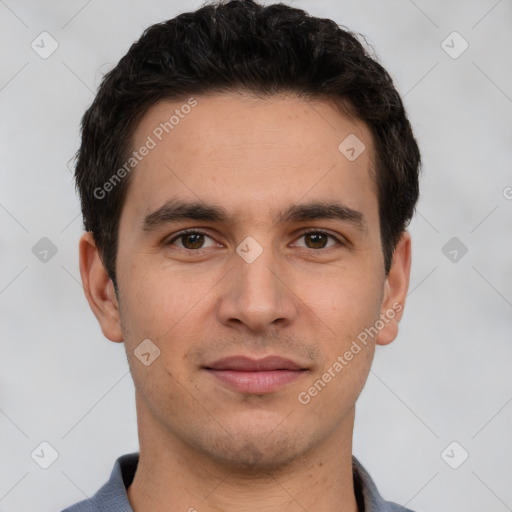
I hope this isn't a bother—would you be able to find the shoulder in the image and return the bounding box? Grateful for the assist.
[352,455,417,512]
[61,500,97,512]
[60,453,139,512]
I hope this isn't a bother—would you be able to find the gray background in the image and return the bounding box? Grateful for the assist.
[1,0,511,511]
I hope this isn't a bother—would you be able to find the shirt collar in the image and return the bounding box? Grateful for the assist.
[67,452,412,512]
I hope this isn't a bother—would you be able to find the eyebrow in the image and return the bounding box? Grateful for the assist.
[142,198,367,232]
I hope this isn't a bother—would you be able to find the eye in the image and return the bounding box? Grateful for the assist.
[293,230,341,249]
[167,230,219,250]
[166,229,343,251]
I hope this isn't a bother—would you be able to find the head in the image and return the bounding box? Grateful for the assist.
[77,0,420,470]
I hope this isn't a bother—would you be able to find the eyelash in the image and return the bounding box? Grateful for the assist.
[166,228,344,251]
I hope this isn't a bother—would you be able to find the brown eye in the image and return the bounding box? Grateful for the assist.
[304,232,329,249]
[168,230,217,250]
[294,230,340,250]
[180,233,205,249]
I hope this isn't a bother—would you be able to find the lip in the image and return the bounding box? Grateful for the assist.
[204,356,308,394]
[206,355,305,371]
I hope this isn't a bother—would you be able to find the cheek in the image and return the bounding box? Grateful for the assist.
[301,263,383,330]
[297,277,380,413]
[299,265,383,401]
[298,343,374,425]
[117,258,216,341]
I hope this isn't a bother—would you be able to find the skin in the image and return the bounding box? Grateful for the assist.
[79,92,411,512]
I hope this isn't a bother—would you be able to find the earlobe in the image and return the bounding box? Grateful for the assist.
[376,231,412,346]
[79,232,124,343]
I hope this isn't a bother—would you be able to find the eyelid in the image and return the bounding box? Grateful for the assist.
[291,228,345,248]
[166,227,346,250]
[166,228,220,249]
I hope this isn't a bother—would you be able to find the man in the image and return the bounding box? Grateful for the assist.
[63,0,420,510]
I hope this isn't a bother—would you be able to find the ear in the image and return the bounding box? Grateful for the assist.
[79,232,123,343]
[376,231,412,346]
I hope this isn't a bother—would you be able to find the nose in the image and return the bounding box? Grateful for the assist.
[217,245,298,333]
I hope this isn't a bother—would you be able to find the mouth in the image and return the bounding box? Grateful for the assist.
[203,355,308,394]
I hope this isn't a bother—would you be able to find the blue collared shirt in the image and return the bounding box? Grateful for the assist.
[61,452,415,511]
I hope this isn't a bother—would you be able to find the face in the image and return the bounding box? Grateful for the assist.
[81,92,410,470]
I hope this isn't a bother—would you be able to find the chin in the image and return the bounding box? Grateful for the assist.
[193,422,314,473]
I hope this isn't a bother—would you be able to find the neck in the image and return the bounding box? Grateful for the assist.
[127,403,359,512]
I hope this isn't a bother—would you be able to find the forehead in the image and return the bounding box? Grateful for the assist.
[123,92,377,224]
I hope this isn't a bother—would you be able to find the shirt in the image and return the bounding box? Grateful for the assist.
[61,452,415,512]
